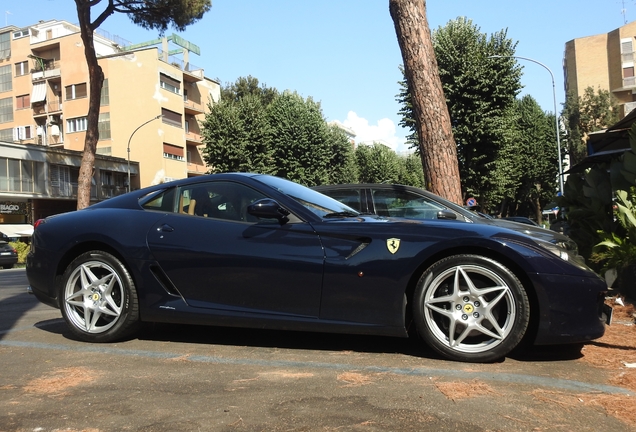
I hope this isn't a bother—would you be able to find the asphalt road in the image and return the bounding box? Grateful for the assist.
[0,268,633,432]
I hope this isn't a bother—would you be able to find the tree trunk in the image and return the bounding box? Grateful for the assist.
[534,196,543,225]
[75,0,104,210]
[389,0,462,205]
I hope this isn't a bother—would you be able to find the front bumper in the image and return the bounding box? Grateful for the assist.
[532,272,608,345]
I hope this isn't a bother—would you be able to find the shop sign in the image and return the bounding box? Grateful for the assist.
[0,202,28,215]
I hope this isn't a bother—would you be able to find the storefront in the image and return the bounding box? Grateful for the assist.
[0,200,33,240]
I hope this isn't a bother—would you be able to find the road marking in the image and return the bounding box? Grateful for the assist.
[0,338,632,396]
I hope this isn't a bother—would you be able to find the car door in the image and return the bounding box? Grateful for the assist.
[146,180,325,317]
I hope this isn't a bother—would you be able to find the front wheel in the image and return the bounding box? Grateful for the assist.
[59,250,139,342]
[413,254,530,363]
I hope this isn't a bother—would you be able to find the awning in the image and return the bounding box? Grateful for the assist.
[0,224,34,238]
[31,82,47,103]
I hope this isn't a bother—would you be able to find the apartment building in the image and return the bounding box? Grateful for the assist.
[0,19,220,236]
[564,20,636,117]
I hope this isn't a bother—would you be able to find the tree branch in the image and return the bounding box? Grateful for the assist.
[91,0,116,30]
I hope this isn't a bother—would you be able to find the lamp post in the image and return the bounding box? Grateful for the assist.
[489,55,565,196]
[127,114,162,192]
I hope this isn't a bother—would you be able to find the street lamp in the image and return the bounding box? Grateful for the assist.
[127,114,162,192]
[488,55,565,196]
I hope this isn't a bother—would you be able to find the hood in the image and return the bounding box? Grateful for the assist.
[486,219,578,253]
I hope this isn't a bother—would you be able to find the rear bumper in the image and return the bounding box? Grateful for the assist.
[27,284,59,309]
[0,256,18,266]
[26,249,60,309]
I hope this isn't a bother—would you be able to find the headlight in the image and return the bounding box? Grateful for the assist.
[538,240,569,261]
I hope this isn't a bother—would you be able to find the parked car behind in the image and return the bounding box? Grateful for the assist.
[313,183,580,258]
[501,216,539,226]
[0,240,18,269]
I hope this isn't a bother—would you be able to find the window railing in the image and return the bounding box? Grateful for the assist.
[31,59,61,73]
[0,175,45,193]
[51,182,97,199]
[100,185,127,199]
[185,131,202,143]
[184,100,204,112]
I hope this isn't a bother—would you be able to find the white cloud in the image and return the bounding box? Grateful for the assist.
[338,111,408,153]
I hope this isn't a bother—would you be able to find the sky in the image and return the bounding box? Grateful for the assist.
[2,1,634,153]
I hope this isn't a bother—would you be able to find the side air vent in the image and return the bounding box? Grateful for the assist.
[149,265,183,298]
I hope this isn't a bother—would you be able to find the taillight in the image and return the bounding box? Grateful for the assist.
[33,219,46,229]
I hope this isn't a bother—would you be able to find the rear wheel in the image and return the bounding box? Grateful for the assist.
[59,251,139,342]
[413,254,530,362]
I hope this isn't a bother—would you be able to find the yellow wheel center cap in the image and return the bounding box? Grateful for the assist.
[463,304,474,314]
[92,293,100,302]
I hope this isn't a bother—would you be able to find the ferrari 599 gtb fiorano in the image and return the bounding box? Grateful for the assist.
[27,173,610,362]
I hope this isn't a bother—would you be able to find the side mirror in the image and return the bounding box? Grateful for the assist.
[247,198,290,223]
[437,209,457,220]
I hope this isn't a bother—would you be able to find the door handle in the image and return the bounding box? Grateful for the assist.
[158,224,174,232]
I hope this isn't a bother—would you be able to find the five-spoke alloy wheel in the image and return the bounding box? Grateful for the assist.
[60,250,139,342]
[413,254,530,362]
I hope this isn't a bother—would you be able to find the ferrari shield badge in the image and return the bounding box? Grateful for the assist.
[386,238,401,254]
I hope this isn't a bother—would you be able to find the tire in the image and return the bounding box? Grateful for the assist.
[59,250,139,342]
[413,254,530,363]
[2,264,13,269]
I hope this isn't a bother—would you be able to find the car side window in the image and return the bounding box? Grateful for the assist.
[177,181,270,223]
[371,189,446,219]
[318,188,364,212]
[141,188,176,212]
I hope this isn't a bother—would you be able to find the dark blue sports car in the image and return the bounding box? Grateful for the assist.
[26,173,609,362]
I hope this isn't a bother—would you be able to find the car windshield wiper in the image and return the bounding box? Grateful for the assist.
[323,211,360,218]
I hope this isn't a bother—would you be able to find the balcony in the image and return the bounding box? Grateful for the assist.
[32,101,62,117]
[31,59,61,82]
[185,131,203,145]
[51,182,97,199]
[187,162,208,176]
[100,185,128,199]
[184,100,205,115]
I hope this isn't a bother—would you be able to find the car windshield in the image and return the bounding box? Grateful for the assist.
[254,174,360,218]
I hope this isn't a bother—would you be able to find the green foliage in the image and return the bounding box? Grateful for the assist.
[202,78,357,186]
[354,143,422,186]
[108,0,212,33]
[220,75,278,106]
[557,167,615,266]
[590,188,636,274]
[355,143,402,183]
[396,18,566,216]
[201,93,274,174]
[562,87,619,166]
[9,241,28,264]
[558,122,636,268]
[399,153,425,187]
[325,125,359,184]
[267,92,335,186]
[395,65,418,151]
[502,96,560,221]
[429,18,521,210]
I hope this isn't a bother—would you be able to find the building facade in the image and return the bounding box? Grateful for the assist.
[0,140,139,237]
[0,20,220,236]
[564,21,636,117]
